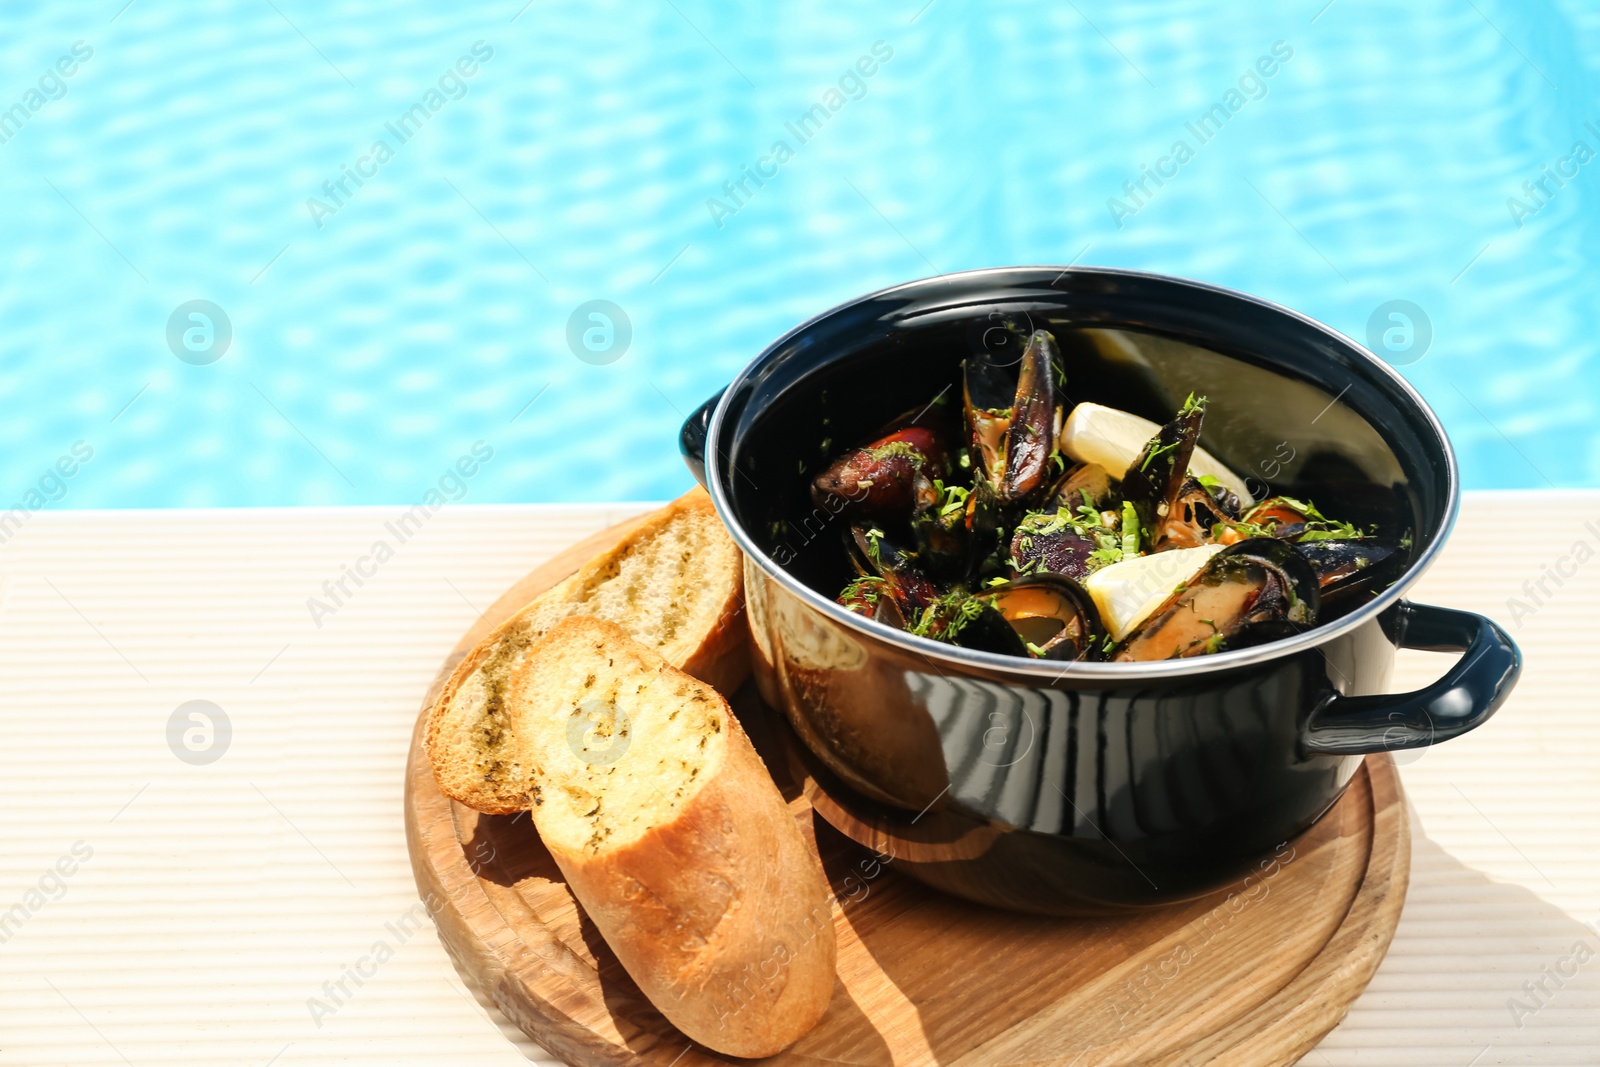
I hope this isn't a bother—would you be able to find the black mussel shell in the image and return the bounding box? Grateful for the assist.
[986,574,1106,661]
[1121,399,1205,550]
[1044,461,1115,511]
[910,505,971,582]
[1295,538,1408,618]
[846,526,941,615]
[964,355,1015,482]
[948,600,1032,658]
[1219,536,1323,613]
[962,479,1014,581]
[963,329,1061,506]
[837,576,909,631]
[999,331,1060,503]
[1116,537,1320,661]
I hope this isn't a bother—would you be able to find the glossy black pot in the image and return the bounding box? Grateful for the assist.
[680,267,1520,915]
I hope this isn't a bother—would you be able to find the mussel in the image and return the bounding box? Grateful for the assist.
[1236,495,1314,540]
[843,525,941,619]
[1115,537,1320,661]
[910,496,971,580]
[1043,461,1115,511]
[1119,395,1206,552]
[811,427,945,521]
[1159,475,1243,550]
[984,574,1106,660]
[910,574,1105,661]
[962,329,1064,574]
[838,576,906,627]
[1008,508,1110,581]
[1294,538,1408,619]
[940,597,1032,657]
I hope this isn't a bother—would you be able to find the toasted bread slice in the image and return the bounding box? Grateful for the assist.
[426,488,747,814]
[510,617,836,1057]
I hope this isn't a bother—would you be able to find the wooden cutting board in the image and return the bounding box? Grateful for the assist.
[404,515,1410,1067]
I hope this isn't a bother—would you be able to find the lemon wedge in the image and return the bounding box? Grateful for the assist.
[1085,544,1226,641]
[1060,403,1254,504]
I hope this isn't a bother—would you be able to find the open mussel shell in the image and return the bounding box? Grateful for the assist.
[962,479,1014,581]
[1153,475,1240,551]
[1114,537,1320,662]
[910,505,971,582]
[1242,496,1313,529]
[837,576,901,625]
[949,600,1032,658]
[986,574,1106,661]
[1120,400,1205,551]
[963,353,1015,482]
[846,526,942,616]
[963,329,1062,505]
[1044,461,1115,511]
[1220,536,1323,609]
[999,330,1060,502]
[1295,538,1408,618]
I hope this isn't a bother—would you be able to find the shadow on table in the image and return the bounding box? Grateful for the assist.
[1321,812,1600,1061]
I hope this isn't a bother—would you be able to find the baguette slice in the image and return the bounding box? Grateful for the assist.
[512,617,836,1057]
[426,488,747,814]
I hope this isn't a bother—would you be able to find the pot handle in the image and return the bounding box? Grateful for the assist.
[678,386,726,489]
[1302,602,1521,756]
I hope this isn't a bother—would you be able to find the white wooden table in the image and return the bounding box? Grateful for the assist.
[0,493,1594,1066]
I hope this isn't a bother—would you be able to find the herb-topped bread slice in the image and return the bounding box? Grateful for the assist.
[508,616,836,1057]
[425,488,747,814]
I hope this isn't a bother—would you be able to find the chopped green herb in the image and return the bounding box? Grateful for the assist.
[934,481,971,521]
[1140,439,1179,472]
[862,527,885,567]
[864,440,925,466]
[839,576,886,611]
[1121,500,1141,557]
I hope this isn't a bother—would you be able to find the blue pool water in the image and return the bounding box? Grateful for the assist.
[2,0,1598,508]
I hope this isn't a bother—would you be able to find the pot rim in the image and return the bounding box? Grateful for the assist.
[704,265,1460,681]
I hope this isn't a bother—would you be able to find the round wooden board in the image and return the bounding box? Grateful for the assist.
[404,514,1411,1067]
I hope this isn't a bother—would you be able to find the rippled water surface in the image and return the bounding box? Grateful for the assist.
[1,0,1597,507]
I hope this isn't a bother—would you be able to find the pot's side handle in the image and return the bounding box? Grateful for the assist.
[1302,602,1522,756]
[678,386,727,489]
